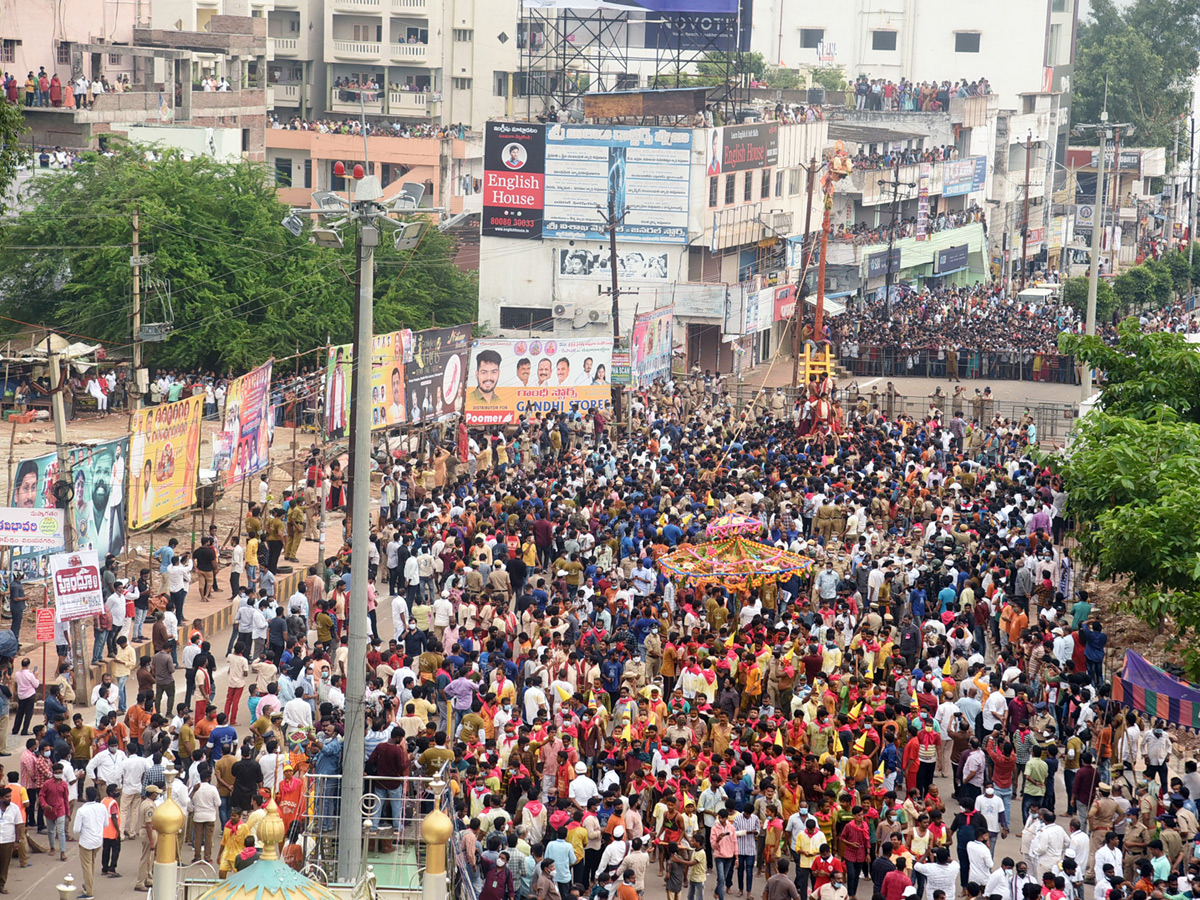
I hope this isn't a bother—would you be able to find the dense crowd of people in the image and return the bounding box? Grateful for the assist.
[852,77,994,112]
[850,145,962,172]
[4,352,1200,900]
[833,208,985,245]
[268,115,466,140]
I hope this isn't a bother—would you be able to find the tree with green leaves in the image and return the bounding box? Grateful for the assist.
[1060,275,1118,322]
[808,67,848,92]
[0,102,28,212]
[1073,0,1199,147]
[0,142,477,371]
[1060,318,1200,423]
[1057,407,1200,673]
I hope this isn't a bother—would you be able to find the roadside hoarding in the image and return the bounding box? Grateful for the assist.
[543,124,691,243]
[464,338,613,425]
[866,248,902,279]
[936,244,970,274]
[482,122,546,239]
[631,308,673,389]
[942,156,987,197]
[404,325,473,424]
[324,332,407,439]
[50,549,105,621]
[129,395,204,530]
[221,359,274,489]
[0,508,64,549]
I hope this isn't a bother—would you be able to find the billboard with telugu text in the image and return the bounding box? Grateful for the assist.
[129,395,204,530]
[464,338,613,425]
[942,156,987,197]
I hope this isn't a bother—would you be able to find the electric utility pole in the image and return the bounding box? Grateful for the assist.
[879,156,915,317]
[792,156,819,389]
[1021,132,1033,290]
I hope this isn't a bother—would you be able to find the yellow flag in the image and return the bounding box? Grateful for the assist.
[725,633,736,648]
[942,657,952,676]
[782,643,795,662]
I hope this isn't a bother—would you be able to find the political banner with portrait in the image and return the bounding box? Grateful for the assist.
[222,360,273,489]
[631,308,674,389]
[129,395,205,530]
[464,338,613,425]
[405,325,472,424]
[9,451,62,579]
[67,438,129,565]
[0,508,64,550]
[324,332,407,439]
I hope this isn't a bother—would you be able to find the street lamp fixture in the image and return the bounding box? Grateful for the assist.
[280,213,304,237]
[310,226,345,249]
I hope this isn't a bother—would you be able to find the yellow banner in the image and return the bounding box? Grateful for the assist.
[129,395,205,530]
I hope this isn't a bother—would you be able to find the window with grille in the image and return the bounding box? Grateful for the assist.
[57,42,71,65]
[871,30,897,51]
[724,173,735,204]
[109,52,123,65]
[453,29,473,41]
[1,40,17,64]
[709,176,718,208]
[452,77,472,90]
[761,168,771,199]
[789,168,801,196]
[743,171,752,202]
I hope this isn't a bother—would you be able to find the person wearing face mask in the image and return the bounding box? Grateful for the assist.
[535,857,562,900]
[792,818,821,900]
[39,761,70,861]
[480,849,515,900]
[812,866,847,900]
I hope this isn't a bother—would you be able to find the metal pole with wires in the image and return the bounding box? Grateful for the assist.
[281,159,430,885]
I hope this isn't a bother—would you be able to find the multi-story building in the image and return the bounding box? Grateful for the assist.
[318,0,519,125]
[4,3,269,159]
[757,0,1079,110]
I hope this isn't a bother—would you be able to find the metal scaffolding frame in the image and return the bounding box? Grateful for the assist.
[519,7,747,122]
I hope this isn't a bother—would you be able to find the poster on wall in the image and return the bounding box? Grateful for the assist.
[50,549,105,621]
[464,337,613,425]
[631,308,673,389]
[942,156,987,197]
[324,332,407,439]
[129,395,204,530]
[404,325,472,424]
[0,508,64,550]
[222,359,273,489]
[543,124,692,243]
[557,248,670,282]
[482,122,547,239]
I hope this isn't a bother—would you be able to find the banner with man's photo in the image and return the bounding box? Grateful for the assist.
[324,331,407,439]
[129,395,205,530]
[404,326,472,424]
[464,337,613,425]
[222,359,274,489]
[9,438,129,577]
[556,248,670,282]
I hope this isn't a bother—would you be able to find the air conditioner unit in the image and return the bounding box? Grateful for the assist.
[553,302,574,319]
[572,307,589,328]
[587,309,611,325]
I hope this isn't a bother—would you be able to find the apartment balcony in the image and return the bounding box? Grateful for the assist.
[391,0,428,13]
[272,36,299,56]
[269,82,307,108]
[332,0,382,11]
[389,90,431,116]
[274,0,300,8]
[332,39,384,60]
[331,95,385,115]
[390,42,427,63]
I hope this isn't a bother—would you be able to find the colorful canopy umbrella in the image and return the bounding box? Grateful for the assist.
[658,535,815,588]
[705,513,764,539]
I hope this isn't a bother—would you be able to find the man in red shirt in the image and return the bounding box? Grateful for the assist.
[811,842,846,893]
[881,859,914,900]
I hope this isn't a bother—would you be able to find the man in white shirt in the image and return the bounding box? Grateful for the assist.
[431,591,454,640]
[86,739,127,790]
[189,772,221,864]
[119,753,149,839]
[0,787,21,892]
[967,833,994,886]
[567,761,599,812]
[72,786,110,898]
[283,688,313,730]
[976,785,1008,842]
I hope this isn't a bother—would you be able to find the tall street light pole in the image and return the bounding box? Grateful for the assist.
[879,157,915,319]
[282,161,427,884]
